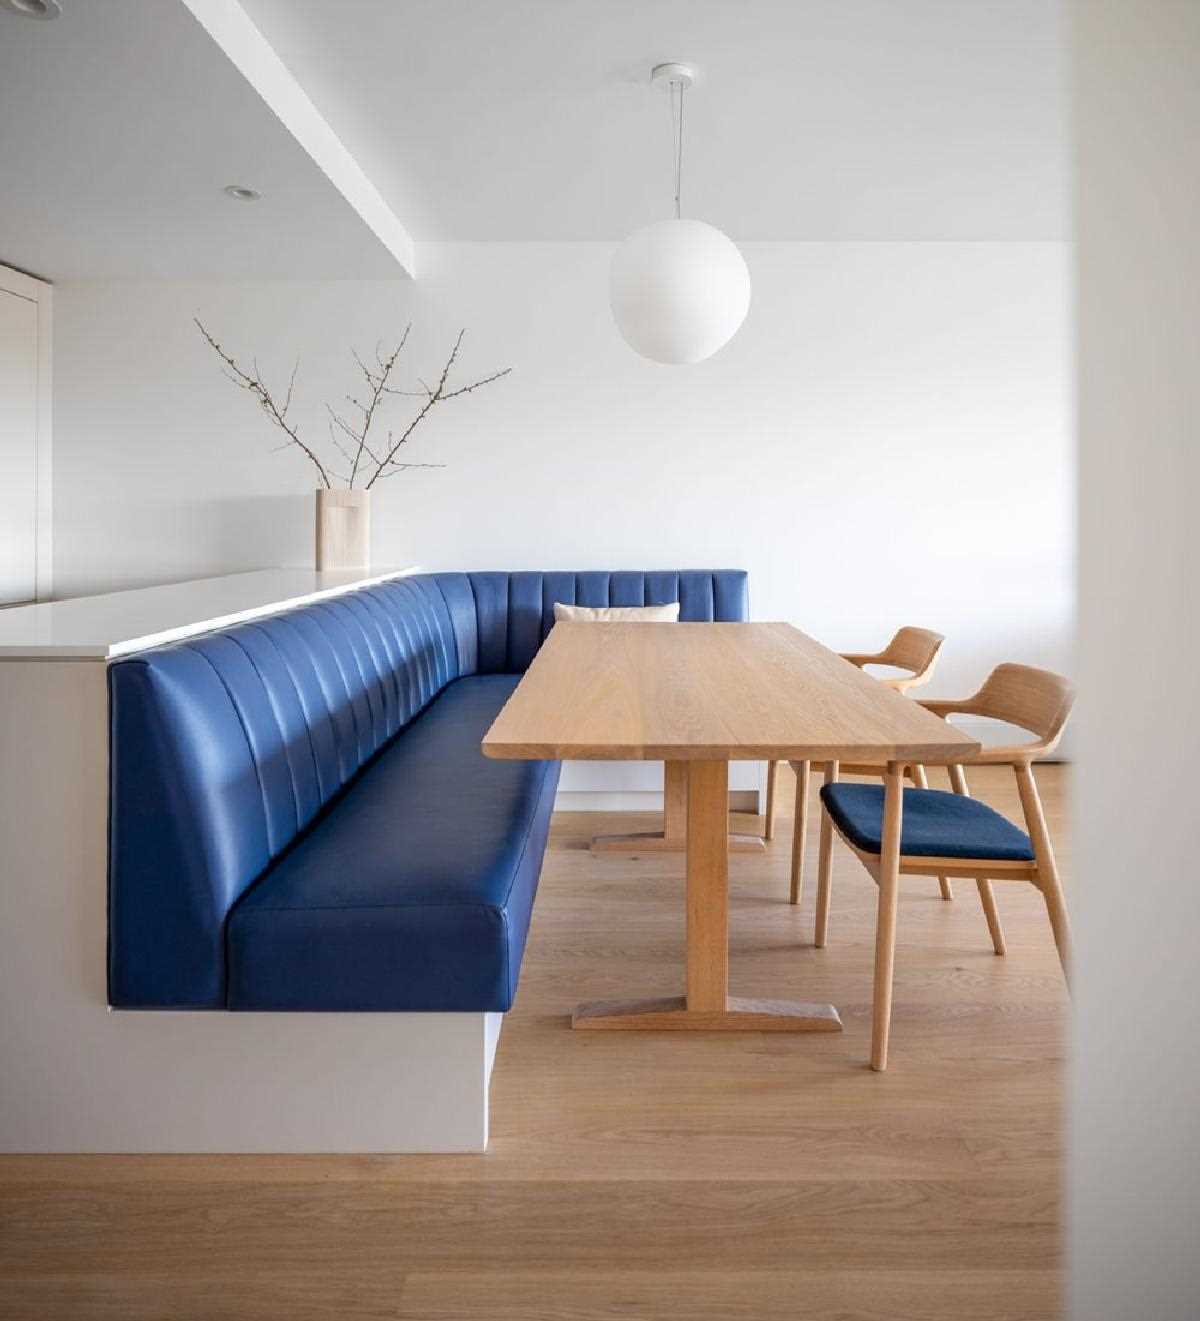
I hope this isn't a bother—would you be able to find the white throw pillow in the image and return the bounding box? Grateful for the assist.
[552,602,681,623]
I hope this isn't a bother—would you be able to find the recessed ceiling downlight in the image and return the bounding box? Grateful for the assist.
[0,0,63,17]
[223,185,261,202]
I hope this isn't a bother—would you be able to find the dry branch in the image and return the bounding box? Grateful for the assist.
[195,319,332,487]
[365,330,512,489]
[196,320,509,489]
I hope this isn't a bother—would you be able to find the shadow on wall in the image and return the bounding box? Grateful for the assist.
[207,493,316,573]
[53,493,316,600]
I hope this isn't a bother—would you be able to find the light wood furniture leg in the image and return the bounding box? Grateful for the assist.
[574,759,842,1032]
[686,760,730,1010]
[788,759,810,906]
[814,760,839,947]
[764,759,778,841]
[665,759,688,846]
[870,762,905,1071]
[974,880,1007,957]
[911,763,954,901]
[590,760,765,855]
[1016,762,1071,983]
[949,763,1007,956]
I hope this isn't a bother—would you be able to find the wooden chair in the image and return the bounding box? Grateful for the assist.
[764,627,946,905]
[812,662,1075,1070]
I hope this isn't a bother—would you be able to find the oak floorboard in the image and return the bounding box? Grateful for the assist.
[397,1268,1061,1321]
[0,765,1068,1321]
[0,1269,1060,1321]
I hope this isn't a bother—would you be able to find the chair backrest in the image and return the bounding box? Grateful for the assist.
[970,663,1076,752]
[879,627,944,686]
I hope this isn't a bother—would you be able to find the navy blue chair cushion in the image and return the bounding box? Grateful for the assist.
[226,675,558,1012]
[820,783,1035,862]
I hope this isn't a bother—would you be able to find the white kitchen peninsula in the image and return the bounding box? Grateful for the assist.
[0,568,421,658]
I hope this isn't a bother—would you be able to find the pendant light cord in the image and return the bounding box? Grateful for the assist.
[669,79,685,219]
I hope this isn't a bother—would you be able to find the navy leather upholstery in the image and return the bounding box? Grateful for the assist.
[463,570,748,673]
[227,676,557,1011]
[108,570,748,1010]
[820,783,1035,862]
[108,575,468,1008]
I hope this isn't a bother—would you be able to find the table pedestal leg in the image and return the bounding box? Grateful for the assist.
[590,760,766,855]
[574,760,842,1033]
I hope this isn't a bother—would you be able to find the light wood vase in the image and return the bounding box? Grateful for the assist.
[315,489,370,572]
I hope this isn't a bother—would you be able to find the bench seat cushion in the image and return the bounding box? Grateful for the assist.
[820,783,1035,862]
[226,674,559,1012]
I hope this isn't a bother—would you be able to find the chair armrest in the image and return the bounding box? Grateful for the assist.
[964,741,1055,766]
[918,699,1058,765]
[917,698,974,718]
[839,651,881,669]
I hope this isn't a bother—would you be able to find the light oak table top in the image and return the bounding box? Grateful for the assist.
[483,621,980,765]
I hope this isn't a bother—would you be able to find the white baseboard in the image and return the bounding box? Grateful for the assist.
[555,789,762,813]
[555,758,765,812]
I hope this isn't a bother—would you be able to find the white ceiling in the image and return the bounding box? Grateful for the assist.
[241,0,1068,242]
[0,0,1067,284]
[0,0,404,280]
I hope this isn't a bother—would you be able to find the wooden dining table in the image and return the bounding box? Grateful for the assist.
[482,621,980,1034]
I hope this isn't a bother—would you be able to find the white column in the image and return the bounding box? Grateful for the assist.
[1072,3,1200,1315]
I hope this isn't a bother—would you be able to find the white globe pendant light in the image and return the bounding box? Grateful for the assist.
[610,64,751,365]
[611,217,751,365]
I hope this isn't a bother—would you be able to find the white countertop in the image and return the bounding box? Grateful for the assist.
[0,568,419,660]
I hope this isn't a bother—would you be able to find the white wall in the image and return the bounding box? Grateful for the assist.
[52,241,1071,703]
[1071,3,1200,1317]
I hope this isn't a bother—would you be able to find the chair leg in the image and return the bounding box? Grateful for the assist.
[911,763,953,900]
[788,760,810,905]
[813,760,839,947]
[764,760,778,841]
[871,763,905,1072]
[1040,876,1072,986]
[975,879,1007,956]
[949,763,1007,954]
[1015,763,1072,984]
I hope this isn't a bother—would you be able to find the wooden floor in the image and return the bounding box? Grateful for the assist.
[0,764,1069,1321]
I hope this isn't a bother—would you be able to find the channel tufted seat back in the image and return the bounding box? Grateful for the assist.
[440,570,749,673]
[108,570,748,1007]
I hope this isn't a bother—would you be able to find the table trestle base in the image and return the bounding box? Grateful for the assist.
[572,995,843,1032]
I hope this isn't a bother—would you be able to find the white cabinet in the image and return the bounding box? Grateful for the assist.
[0,267,50,606]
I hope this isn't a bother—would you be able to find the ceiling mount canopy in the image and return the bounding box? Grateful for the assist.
[609,61,751,366]
[650,62,694,91]
[0,0,62,17]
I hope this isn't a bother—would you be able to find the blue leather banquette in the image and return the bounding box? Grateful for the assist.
[108,570,749,1013]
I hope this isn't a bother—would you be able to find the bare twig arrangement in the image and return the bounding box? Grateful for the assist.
[195,319,511,489]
